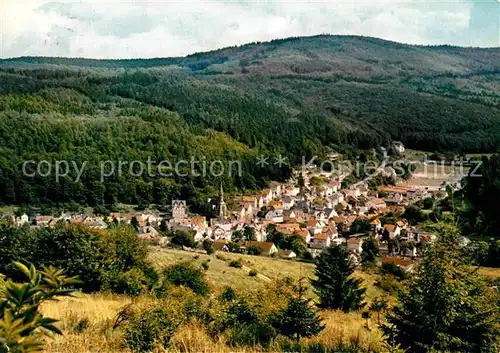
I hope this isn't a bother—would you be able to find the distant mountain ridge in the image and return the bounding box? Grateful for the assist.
[2,35,500,75]
[0,34,499,206]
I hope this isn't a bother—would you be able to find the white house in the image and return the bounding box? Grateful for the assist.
[346,238,363,254]
[16,213,30,226]
[383,224,401,239]
[265,210,283,223]
[309,233,331,249]
[278,250,297,259]
[307,218,326,235]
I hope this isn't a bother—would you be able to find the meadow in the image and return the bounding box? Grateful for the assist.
[40,248,388,353]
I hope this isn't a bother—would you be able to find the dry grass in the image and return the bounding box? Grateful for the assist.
[478,267,500,279]
[41,293,132,353]
[149,247,316,292]
[402,163,465,190]
[39,249,389,353]
[41,294,384,353]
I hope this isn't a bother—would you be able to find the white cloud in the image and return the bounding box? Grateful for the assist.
[0,0,498,58]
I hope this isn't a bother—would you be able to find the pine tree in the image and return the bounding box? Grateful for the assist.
[382,224,499,352]
[361,237,380,264]
[270,280,324,342]
[311,245,366,312]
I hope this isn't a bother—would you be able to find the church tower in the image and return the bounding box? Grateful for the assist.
[217,183,227,219]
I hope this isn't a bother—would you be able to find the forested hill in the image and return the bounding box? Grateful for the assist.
[0,35,499,208]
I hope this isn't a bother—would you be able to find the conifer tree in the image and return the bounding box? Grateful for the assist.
[270,279,324,342]
[311,245,366,312]
[382,224,499,352]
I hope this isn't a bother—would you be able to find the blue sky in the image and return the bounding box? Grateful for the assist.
[1,0,498,58]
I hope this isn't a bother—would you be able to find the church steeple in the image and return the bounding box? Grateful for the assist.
[218,183,227,219]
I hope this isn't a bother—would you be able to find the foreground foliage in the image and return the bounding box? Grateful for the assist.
[0,263,79,353]
[383,225,500,352]
[0,221,150,293]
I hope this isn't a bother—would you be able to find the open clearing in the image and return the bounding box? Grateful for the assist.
[403,163,465,190]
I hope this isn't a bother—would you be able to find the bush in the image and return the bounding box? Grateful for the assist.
[375,276,401,294]
[163,262,209,296]
[248,269,258,277]
[247,246,262,256]
[0,222,151,293]
[202,239,215,255]
[72,317,90,334]
[112,268,147,295]
[225,298,258,326]
[142,266,160,290]
[381,262,408,280]
[229,259,243,268]
[124,306,178,353]
[228,322,276,348]
[219,286,237,302]
[302,251,314,262]
[170,230,195,248]
[101,226,149,272]
[26,224,104,292]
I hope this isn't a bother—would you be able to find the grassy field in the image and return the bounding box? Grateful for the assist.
[402,163,465,190]
[478,267,500,279]
[40,248,388,353]
[41,293,384,353]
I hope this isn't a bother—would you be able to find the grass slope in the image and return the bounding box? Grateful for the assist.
[40,248,388,353]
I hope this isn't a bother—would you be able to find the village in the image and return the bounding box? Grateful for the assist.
[8,144,465,271]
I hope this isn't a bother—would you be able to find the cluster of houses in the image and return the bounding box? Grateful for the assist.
[161,166,441,260]
[11,211,162,233]
[9,155,448,265]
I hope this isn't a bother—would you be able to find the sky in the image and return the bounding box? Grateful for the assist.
[1,0,499,59]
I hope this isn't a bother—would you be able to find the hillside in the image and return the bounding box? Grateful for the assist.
[40,247,387,353]
[0,35,499,208]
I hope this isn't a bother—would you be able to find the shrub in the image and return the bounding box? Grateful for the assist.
[302,251,314,261]
[375,276,401,294]
[202,239,215,255]
[163,262,209,296]
[101,226,149,272]
[201,260,210,270]
[0,222,151,293]
[218,286,237,303]
[381,262,408,280]
[112,268,147,295]
[225,298,258,326]
[249,269,258,277]
[247,246,262,256]
[72,317,90,334]
[228,322,276,348]
[124,306,178,353]
[170,230,195,248]
[229,259,243,268]
[142,266,160,290]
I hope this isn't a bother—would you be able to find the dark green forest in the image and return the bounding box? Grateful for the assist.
[463,154,500,238]
[0,35,499,210]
